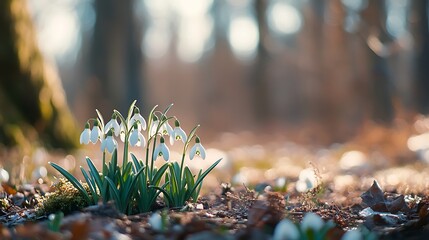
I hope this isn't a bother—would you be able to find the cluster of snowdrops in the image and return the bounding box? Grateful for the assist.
[50,101,221,214]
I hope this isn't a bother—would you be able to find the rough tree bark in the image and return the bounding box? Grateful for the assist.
[0,0,78,149]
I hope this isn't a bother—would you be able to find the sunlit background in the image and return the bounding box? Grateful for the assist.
[2,0,429,191]
[25,0,425,145]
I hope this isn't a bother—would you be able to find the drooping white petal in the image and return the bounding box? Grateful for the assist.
[100,138,106,151]
[80,128,91,144]
[175,127,187,143]
[273,218,300,240]
[0,168,10,183]
[198,143,206,159]
[104,118,120,136]
[148,212,163,231]
[341,230,362,240]
[160,121,173,136]
[129,128,146,147]
[161,144,170,160]
[190,143,206,160]
[90,126,101,144]
[119,122,127,142]
[130,113,147,131]
[129,129,139,146]
[101,136,117,153]
[153,143,170,161]
[150,120,160,137]
[190,144,197,160]
[300,212,324,232]
[138,133,146,147]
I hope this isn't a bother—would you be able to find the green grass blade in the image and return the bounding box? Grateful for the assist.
[148,185,173,208]
[152,163,168,186]
[86,157,103,191]
[105,176,123,212]
[81,168,98,203]
[122,167,144,206]
[188,159,221,198]
[130,153,143,173]
[49,162,91,204]
[183,167,195,201]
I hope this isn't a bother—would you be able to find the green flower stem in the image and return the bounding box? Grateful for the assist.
[150,135,158,181]
[145,144,150,183]
[122,136,129,170]
[179,152,186,188]
[178,125,199,188]
[102,151,106,175]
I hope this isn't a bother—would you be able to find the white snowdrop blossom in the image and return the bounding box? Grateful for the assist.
[0,168,9,183]
[150,116,160,137]
[295,168,318,192]
[300,212,324,232]
[130,107,147,131]
[120,121,127,142]
[104,114,120,136]
[79,122,91,144]
[341,230,363,240]
[170,120,187,145]
[129,125,146,147]
[160,117,173,136]
[190,137,206,160]
[90,121,102,144]
[273,218,300,240]
[153,137,170,161]
[101,130,118,153]
[148,212,163,231]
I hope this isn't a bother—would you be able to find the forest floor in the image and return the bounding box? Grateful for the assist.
[2,120,429,239]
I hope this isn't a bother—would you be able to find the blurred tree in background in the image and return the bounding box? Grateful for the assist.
[89,0,143,113]
[2,0,429,147]
[0,0,78,150]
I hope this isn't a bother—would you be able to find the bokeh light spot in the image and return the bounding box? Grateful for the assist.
[228,16,259,60]
[267,2,302,35]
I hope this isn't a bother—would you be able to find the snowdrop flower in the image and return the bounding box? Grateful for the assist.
[130,107,147,131]
[273,218,300,240]
[104,113,120,136]
[0,168,9,183]
[101,130,118,153]
[190,137,206,160]
[90,121,102,144]
[170,120,187,145]
[341,230,362,240]
[129,125,146,147]
[300,212,324,232]
[150,116,160,137]
[295,168,317,192]
[79,122,91,144]
[119,121,127,142]
[148,212,163,231]
[160,117,173,136]
[153,137,170,161]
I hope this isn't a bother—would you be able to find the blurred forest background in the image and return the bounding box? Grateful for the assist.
[2,0,429,150]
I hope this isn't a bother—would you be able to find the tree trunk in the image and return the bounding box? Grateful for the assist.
[413,0,429,114]
[362,0,395,124]
[0,0,78,149]
[251,0,271,124]
[89,0,143,114]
